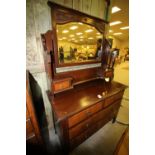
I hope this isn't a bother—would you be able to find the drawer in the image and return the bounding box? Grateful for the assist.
[68,102,103,128]
[69,103,113,139]
[52,78,73,94]
[104,91,124,108]
[70,131,87,149]
[26,119,34,138]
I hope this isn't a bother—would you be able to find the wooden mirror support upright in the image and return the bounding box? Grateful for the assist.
[41,1,126,154]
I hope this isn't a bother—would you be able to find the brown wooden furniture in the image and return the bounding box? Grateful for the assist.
[114,127,129,155]
[26,71,45,145]
[42,1,126,153]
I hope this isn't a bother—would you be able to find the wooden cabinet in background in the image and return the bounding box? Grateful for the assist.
[26,71,44,145]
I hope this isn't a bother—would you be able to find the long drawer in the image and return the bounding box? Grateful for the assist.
[104,91,124,108]
[68,102,103,128]
[69,99,121,140]
[70,115,111,150]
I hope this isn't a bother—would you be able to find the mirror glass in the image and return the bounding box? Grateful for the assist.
[56,22,103,64]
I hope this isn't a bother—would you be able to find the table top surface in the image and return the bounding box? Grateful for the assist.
[50,79,126,121]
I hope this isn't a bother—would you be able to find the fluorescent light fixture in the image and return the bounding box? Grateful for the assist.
[69,34,74,37]
[88,37,94,39]
[85,29,93,33]
[96,36,102,38]
[70,26,78,30]
[76,32,83,35]
[112,6,121,14]
[120,26,129,30]
[110,21,122,26]
[62,30,69,33]
[109,30,113,33]
[78,22,83,25]
[113,32,122,35]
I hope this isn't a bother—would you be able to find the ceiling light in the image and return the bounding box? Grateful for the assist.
[70,26,78,30]
[88,37,94,39]
[69,34,74,37]
[85,29,93,33]
[120,26,129,30]
[96,36,102,38]
[110,21,122,26]
[109,30,113,33]
[112,6,121,14]
[62,30,69,33]
[78,22,83,25]
[76,32,83,35]
[113,32,122,35]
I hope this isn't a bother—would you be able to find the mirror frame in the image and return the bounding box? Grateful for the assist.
[48,1,109,68]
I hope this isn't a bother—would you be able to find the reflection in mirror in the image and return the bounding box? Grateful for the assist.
[56,22,103,64]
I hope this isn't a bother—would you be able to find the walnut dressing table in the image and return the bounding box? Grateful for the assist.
[42,1,126,153]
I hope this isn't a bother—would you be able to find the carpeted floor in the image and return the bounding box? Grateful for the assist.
[44,61,129,155]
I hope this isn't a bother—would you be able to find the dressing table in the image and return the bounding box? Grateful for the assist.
[41,1,126,153]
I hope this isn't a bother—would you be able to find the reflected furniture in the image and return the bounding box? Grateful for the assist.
[42,1,126,154]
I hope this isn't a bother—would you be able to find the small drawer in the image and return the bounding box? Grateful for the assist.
[68,102,103,128]
[104,91,124,108]
[52,78,73,93]
[26,119,34,138]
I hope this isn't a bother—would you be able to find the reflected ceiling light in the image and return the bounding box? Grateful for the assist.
[120,26,129,30]
[78,22,83,25]
[62,30,69,33]
[85,29,93,33]
[110,21,122,26]
[96,32,101,35]
[62,37,67,39]
[69,34,75,37]
[80,39,83,41]
[113,32,122,35]
[70,26,78,30]
[96,36,102,38]
[112,6,121,14]
[79,36,84,38]
[109,30,113,33]
[58,38,62,40]
[88,37,94,39]
[74,40,78,42]
[76,32,83,35]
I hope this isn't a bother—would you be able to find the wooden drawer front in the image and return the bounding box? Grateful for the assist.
[68,102,103,128]
[70,131,87,149]
[69,101,121,149]
[69,102,114,139]
[104,91,124,108]
[26,119,34,138]
[52,78,72,93]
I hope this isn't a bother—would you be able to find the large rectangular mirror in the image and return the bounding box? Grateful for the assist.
[57,22,103,64]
